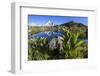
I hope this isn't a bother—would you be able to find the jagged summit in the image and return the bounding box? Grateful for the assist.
[44,20,55,26]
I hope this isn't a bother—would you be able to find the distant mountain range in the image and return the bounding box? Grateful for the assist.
[44,20,87,28]
[29,20,87,29]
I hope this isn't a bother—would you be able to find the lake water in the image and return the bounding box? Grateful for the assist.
[32,31,63,42]
[31,31,88,45]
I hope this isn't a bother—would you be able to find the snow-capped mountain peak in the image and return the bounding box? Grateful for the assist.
[44,20,54,26]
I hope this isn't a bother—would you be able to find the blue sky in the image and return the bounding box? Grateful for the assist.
[28,15,88,26]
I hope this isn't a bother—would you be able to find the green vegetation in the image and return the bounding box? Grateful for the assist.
[28,37,50,60]
[28,21,88,60]
[59,27,88,59]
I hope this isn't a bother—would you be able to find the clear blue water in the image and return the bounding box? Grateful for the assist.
[32,31,63,42]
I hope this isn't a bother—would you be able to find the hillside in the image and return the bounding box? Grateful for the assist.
[60,21,87,28]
